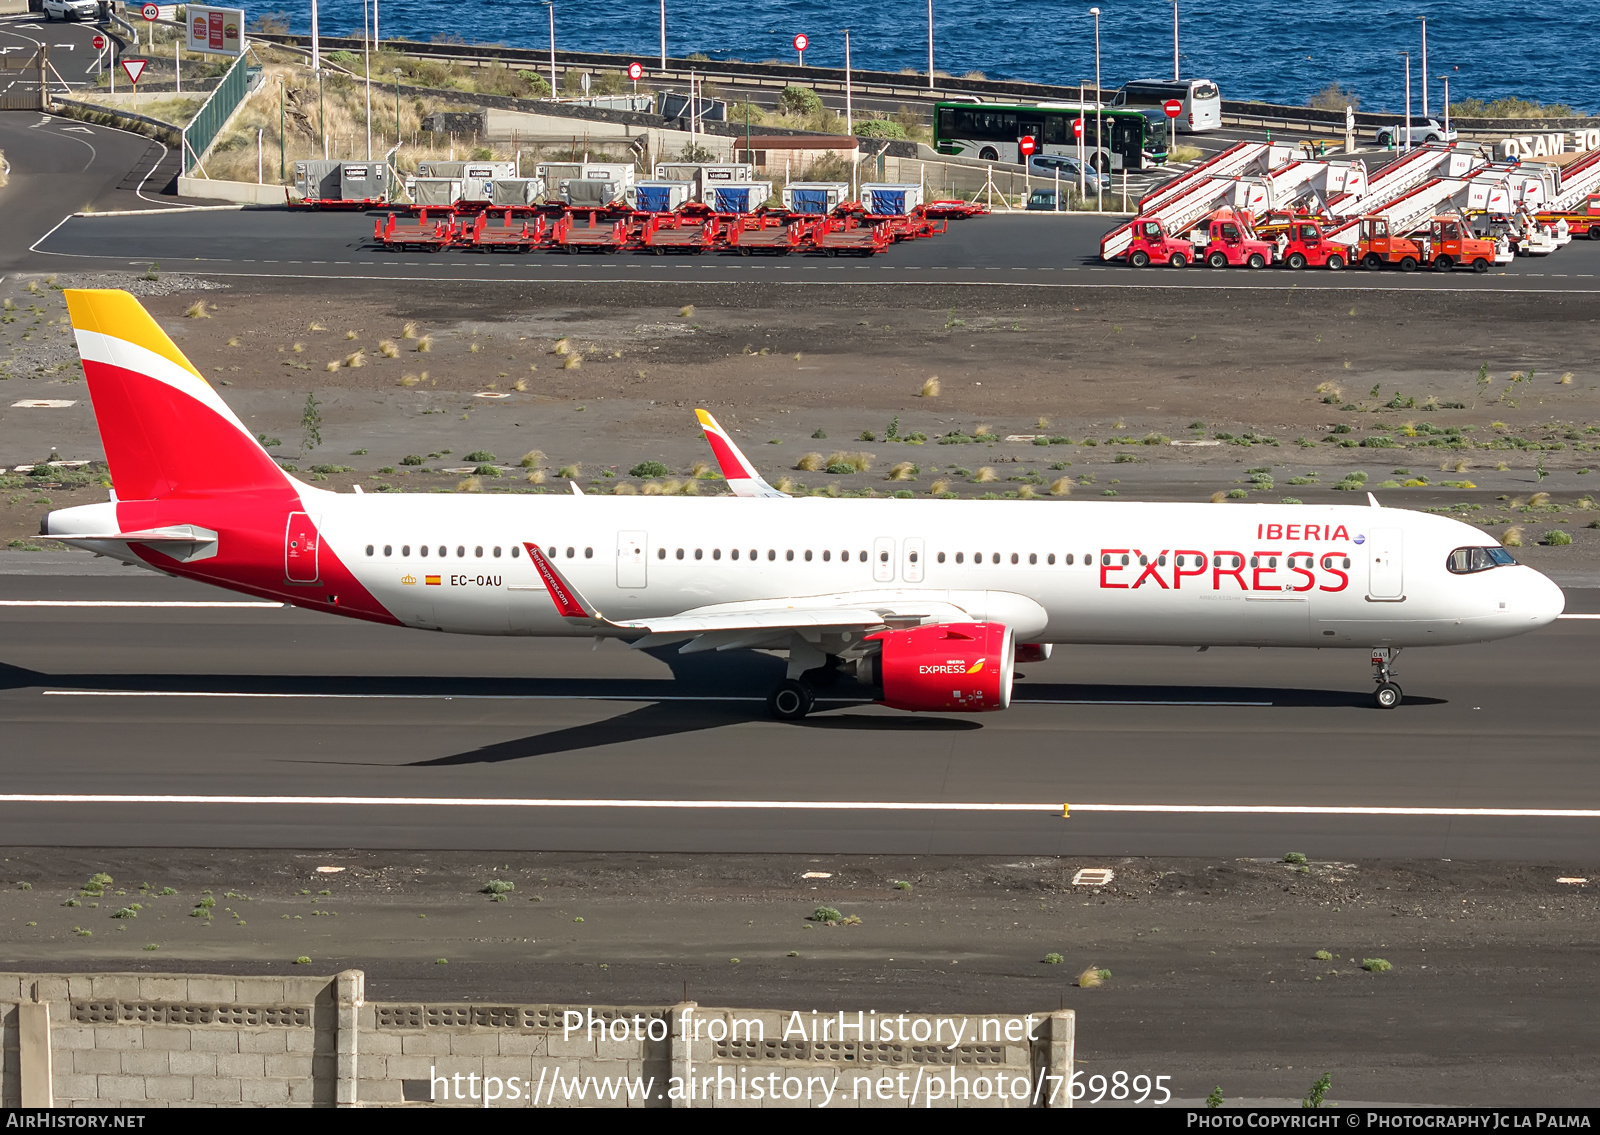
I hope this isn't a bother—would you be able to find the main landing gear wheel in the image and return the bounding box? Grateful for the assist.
[1374,682,1403,709]
[768,679,815,721]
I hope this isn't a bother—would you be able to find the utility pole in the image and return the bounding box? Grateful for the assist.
[1171,0,1179,81]
[363,0,372,159]
[1418,17,1428,120]
[310,0,320,73]
[843,28,852,135]
[659,0,666,70]
[279,79,285,180]
[927,0,934,91]
[546,3,556,98]
[1090,7,1101,213]
[1401,51,1411,154]
[1439,75,1451,136]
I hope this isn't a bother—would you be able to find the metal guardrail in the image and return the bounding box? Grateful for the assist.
[181,53,247,173]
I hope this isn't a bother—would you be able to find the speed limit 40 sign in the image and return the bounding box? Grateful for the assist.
[140,3,159,20]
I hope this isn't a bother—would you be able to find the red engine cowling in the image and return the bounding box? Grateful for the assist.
[863,622,1015,712]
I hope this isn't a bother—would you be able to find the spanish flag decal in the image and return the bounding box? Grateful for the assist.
[425,575,441,586]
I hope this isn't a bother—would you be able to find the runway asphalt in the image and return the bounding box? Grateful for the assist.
[24,206,1600,291]
[1,558,1594,857]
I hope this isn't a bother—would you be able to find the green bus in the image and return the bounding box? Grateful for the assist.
[933,100,1167,172]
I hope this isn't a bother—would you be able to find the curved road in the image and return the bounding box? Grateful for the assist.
[0,565,1595,857]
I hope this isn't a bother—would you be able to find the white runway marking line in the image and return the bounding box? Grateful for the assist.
[0,601,282,608]
[0,795,1593,818]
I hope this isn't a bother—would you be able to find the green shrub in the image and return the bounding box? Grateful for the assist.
[777,85,824,115]
[809,906,842,923]
[465,450,496,462]
[1542,529,1573,546]
[400,454,423,466]
[629,460,670,478]
[482,879,516,895]
[1362,958,1392,972]
[1042,952,1064,965]
[1283,852,1308,865]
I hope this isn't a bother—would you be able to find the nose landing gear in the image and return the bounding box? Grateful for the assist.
[1371,647,1402,708]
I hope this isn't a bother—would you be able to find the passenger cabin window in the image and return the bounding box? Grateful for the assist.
[365,545,374,556]
[510,546,520,558]
[402,545,411,556]
[1447,546,1516,574]
[384,545,392,557]
[420,546,429,557]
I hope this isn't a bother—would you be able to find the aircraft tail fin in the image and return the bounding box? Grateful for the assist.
[695,408,790,498]
[64,289,291,501]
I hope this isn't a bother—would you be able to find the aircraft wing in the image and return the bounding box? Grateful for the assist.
[695,408,790,498]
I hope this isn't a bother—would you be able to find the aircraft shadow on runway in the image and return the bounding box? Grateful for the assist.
[1,651,1441,767]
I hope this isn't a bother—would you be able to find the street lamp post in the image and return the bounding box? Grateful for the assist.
[394,69,401,143]
[1439,75,1451,137]
[1401,51,1411,154]
[1418,17,1428,120]
[659,0,666,70]
[545,3,556,99]
[927,0,934,91]
[310,0,320,73]
[363,0,372,159]
[843,28,852,135]
[1090,7,1101,212]
[1171,0,1179,81]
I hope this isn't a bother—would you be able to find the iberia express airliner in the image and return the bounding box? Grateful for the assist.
[40,290,1563,718]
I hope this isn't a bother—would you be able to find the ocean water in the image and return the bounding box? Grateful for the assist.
[267,1,1600,114]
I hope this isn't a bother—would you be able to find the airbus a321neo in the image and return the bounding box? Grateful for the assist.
[41,290,1563,718]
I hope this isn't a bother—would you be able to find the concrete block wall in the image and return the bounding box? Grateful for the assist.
[1,972,1072,1109]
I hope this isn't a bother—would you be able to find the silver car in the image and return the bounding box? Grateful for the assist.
[1027,153,1108,192]
[43,0,100,19]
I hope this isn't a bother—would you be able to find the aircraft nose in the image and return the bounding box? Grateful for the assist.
[1524,568,1566,627]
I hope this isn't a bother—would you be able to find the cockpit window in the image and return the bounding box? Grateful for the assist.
[1447,546,1516,574]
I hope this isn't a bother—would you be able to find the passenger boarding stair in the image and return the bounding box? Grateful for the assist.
[1323,177,1475,246]
[1547,149,1600,213]
[1258,159,1368,214]
[1325,143,1484,219]
[1100,140,1298,260]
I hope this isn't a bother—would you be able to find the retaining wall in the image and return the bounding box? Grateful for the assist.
[1,971,1073,1108]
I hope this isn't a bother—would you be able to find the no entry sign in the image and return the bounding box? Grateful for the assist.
[1163,98,1183,118]
[1072,118,1084,139]
[121,58,147,84]
[1019,135,1036,157]
[627,61,643,81]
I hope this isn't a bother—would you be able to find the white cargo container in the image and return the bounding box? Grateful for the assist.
[782,182,850,214]
[581,162,637,189]
[708,182,773,213]
[860,183,924,215]
[628,181,694,212]
[653,162,754,201]
[536,162,585,188]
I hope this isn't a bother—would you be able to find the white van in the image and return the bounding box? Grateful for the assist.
[1112,78,1222,133]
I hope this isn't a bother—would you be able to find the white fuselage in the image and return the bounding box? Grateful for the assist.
[287,492,1562,648]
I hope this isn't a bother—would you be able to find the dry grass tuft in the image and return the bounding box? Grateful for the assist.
[324,360,340,373]
[520,450,545,468]
[1528,491,1550,507]
[525,469,546,485]
[344,330,358,341]
[828,451,874,473]
[557,463,582,480]
[1501,526,1524,548]
[226,337,241,347]
[888,461,917,481]
[1210,490,1228,503]
[641,480,665,495]
[1016,484,1036,499]
[1036,416,1051,430]
[513,377,529,392]
[1075,967,1105,989]
[415,335,432,352]
[400,321,419,339]
[1444,458,1470,473]
[612,482,638,495]
[1495,461,1510,471]
[563,354,582,370]
[678,305,694,318]
[398,374,421,387]
[1559,372,1574,385]
[919,376,941,398]
[291,342,304,353]
[973,423,993,437]
[929,479,950,495]
[552,338,570,356]
[184,301,210,319]
[378,340,400,359]
[972,466,997,483]
[775,476,798,493]
[456,477,483,493]
[308,321,326,332]
[342,349,365,368]
[468,342,481,354]
[796,452,825,472]
[690,461,715,479]
[1050,476,1073,496]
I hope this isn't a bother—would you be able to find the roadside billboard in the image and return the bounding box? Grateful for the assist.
[186,5,245,58]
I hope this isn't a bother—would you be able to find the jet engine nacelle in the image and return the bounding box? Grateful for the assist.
[860,622,1015,712]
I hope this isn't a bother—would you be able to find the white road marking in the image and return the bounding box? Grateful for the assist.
[0,794,1591,818]
[3,601,281,608]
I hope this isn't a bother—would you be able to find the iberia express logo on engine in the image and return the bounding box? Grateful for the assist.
[920,659,984,675]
